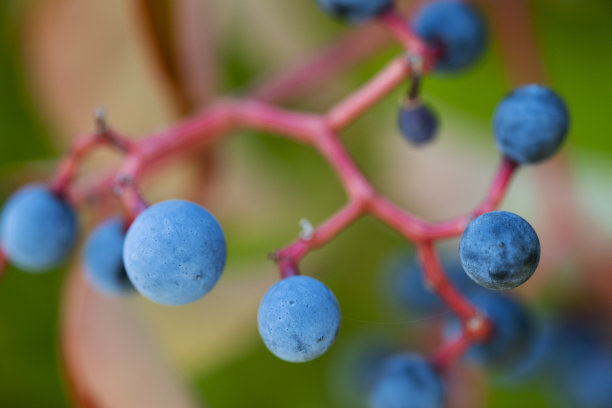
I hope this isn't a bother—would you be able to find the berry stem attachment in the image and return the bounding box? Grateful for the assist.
[380,10,439,71]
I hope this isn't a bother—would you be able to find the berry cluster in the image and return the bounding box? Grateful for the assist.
[0,1,572,407]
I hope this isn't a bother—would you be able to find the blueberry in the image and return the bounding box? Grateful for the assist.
[459,211,540,290]
[83,217,133,296]
[368,352,444,408]
[413,0,487,72]
[317,0,393,23]
[327,331,398,408]
[446,291,533,368]
[493,84,569,164]
[257,275,341,363]
[0,184,78,272]
[397,102,438,146]
[123,200,226,306]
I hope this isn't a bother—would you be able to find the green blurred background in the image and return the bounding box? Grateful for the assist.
[1,0,611,407]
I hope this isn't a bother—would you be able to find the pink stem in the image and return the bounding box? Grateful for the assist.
[424,156,518,239]
[380,10,440,71]
[0,250,7,280]
[326,56,413,131]
[431,331,472,372]
[417,241,479,321]
[275,200,366,278]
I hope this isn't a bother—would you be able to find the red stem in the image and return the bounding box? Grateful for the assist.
[0,250,7,280]
[326,56,413,130]
[431,331,473,372]
[424,156,519,239]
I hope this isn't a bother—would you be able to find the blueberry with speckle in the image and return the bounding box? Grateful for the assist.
[123,200,226,306]
[446,291,533,368]
[459,211,540,290]
[83,217,134,296]
[369,352,444,408]
[1,184,78,272]
[317,0,394,23]
[258,275,341,363]
[398,102,438,146]
[494,84,569,164]
[413,0,487,72]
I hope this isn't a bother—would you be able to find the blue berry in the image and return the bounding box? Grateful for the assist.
[565,352,612,408]
[446,291,533,368]
[397,102,438,146]
[459,211,540,290]
[328,331,397,407]
[0,184,77,272]
[317,0,393,23]
[83,217,133,296]
[257,275,341,363]
[368,353,444,408]
[123,200,226,306]
[413,1,486,72]
[493,84,569,164]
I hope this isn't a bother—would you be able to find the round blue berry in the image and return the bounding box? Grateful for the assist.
[369,353,444,408]
[83,217,133,296]
[446,292,533,368]
[317,0,393,23]
[0,184,78,272]
[413,1,486,72]
[257,275,341,363]
[123,200,226,306]
[397,102,438,146]
[459,211,540,290]
[493,84,569,164]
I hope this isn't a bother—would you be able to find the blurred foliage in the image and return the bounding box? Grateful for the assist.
[0,0,611,407]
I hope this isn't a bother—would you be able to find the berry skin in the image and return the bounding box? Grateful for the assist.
[317,0,393,23]
[493,84,570,164]
[0,184,77,272]
[368,353,444,408]
[413,1,486,72]
[123,200,226,306]
[397,102,438,146]
[459,211,540,290]
[446,291,533,368]
[83,217,133,296]
[257,275,341,363]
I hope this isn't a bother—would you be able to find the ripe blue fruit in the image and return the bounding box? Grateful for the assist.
[123,200,226,306]
[446,291,533,368]
[493,84,569,164]
[0,184,77,272]
[257,275,341,363]
[368,353,444,408]
[316,0,393,23]
[83,217,133,296]
[459,211,540,290]
[413,0,486,72]
[328,331,397,407]
[397,102,438,146]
